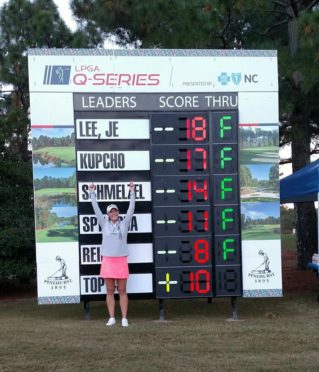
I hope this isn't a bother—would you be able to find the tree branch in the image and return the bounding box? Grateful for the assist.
[306,0,319,11]
[289,0,299,17]
[271,0,287,7]
[279,157,292,165]
[264,18,290,34]
[219,5,231,48]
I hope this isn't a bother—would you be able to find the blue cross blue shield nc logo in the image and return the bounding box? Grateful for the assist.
[231,73,242,85]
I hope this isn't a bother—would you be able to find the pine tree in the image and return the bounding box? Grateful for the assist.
[0,0,101,281]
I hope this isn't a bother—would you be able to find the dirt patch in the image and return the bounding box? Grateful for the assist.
[0,280,37,301]
[282,250,318,294]
[0,251,317,301]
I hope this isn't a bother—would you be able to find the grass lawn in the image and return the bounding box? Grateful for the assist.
[35,188,76,198]
[240,146,278,163]
[33,147,75,164]
[281,234,297,251]
[36,224,78,243]
[0,294,318,371]
[242,224,280,240]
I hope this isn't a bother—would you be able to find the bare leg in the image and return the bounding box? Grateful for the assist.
[105,278,116,317]
[117,279,128,318]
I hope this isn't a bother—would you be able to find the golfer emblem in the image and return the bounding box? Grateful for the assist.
[47,256,68,280]
[251,250,271,274]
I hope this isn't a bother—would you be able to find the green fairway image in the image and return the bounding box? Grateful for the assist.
[240,146,278,163]
[32,127,78,242]
[240,164,279,202]
[32,127,75,167]
[33,146,76,167]
[240,125,279,164]
[36,223,78,242]
[242,224,280,240]
[34,188,78,243]
[33,167,78,243]
[241,202,280,240]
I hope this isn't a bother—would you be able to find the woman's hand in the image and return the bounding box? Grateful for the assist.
[88,183,96,193]
[129,181,134,192]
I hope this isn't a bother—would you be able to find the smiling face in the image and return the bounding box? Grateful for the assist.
[108,208,119,223]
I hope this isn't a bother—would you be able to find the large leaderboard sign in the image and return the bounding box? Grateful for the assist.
[28,49,282,304]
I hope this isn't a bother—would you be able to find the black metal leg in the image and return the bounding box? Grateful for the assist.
[83,300,90,320]
[231,297,238,320]
[159,299,165,321]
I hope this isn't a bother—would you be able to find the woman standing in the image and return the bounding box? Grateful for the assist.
[88,181,135,327]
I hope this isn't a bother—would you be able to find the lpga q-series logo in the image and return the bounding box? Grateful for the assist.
[44,256,72,290]
[248,250,275,283]
[43,65,71,85]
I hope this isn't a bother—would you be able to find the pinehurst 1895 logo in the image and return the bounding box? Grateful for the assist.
[44,256,72,290]
[248,250,275,283]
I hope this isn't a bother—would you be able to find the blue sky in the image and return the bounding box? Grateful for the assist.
[32,127,74,139]
[241,202,280,219]
[244,164,273,180]
[33,167,75,179]
[50,206,77,218]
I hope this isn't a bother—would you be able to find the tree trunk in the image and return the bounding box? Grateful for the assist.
[287,3,318,269]
[291,98,318,269]
[294,203,318,269]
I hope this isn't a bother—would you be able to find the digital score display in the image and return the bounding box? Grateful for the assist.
[151,112,242,298]
[75,108,242,300]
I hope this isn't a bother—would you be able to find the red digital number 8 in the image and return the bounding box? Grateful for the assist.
[192,116,207,141]
[186,116,207,141]
[194,239,209,264]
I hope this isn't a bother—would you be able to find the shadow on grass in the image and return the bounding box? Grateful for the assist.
[47,228,78,239]
[7,293,317,324]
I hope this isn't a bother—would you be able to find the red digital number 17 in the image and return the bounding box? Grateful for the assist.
[179,147,207,172]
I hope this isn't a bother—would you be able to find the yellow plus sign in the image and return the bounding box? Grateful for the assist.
[158,272,178,293]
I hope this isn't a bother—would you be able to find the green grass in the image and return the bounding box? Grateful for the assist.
[242,224,280,240]
[34,147,75,165]
[240,197,277,202]
[240,146,278,163]
[281,234,297,251]
[0,294,318,371]
[35,188,76,198]
[36,224,78,242]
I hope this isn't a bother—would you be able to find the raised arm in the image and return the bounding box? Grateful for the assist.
[124,181,135,227]
[88,183,105,228]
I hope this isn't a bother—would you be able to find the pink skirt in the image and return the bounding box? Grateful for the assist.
[100,256,129,279]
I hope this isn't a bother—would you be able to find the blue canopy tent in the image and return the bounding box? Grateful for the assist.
[280,159,319,267]
[280,159,319,203]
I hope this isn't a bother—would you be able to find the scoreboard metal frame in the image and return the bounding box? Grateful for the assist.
[28,48,282,307]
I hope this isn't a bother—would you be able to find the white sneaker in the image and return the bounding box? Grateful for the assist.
[106,317,116,326]
[121,318,129,327]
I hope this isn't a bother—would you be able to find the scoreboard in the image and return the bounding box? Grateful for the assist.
[75,107,241,300]
[28,49,282,305]
[150,111,241,298]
